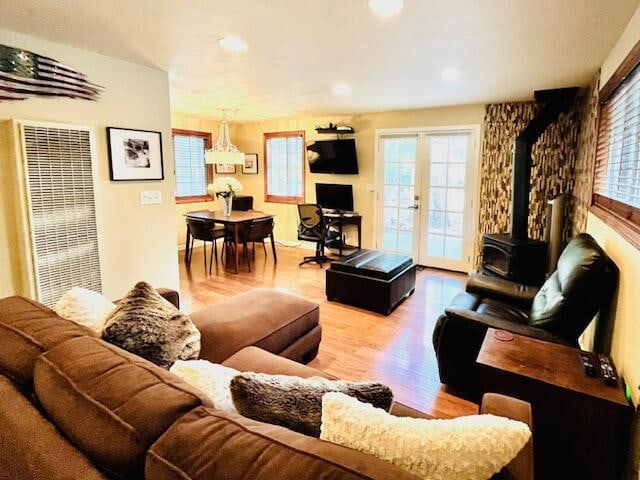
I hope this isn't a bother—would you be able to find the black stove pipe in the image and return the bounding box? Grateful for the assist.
[510,87,579,239]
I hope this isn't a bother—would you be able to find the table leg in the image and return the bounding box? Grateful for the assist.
[270,232,278,263]
[339,224,343,256]
[185,227,191,264]
[357,221,362,250]
[233,224,239,274]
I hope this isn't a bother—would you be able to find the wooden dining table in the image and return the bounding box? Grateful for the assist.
[184,210,275,274]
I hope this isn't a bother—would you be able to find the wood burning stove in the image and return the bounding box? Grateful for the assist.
[481,87,578,286]
[481,234,547,286]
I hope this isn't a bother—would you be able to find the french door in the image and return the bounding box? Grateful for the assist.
[376,127,479,272]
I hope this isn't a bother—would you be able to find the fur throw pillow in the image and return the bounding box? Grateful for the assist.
[55,287,116,333]
[230,372,393,437]
[102,282,200,368]
[321,392,531,480]
[170,360,238,413]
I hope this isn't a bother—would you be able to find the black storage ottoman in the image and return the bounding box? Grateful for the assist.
[326,249,416,315]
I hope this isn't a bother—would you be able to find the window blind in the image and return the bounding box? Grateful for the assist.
[594,62,640,227]
[22,124,102,307]
[265,132,304,203]
[174,134,206,197]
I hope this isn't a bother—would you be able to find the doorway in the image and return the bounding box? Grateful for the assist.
[374,126,480,273]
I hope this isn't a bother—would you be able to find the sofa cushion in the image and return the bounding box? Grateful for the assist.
[223,346,429,420]
[102,282,200,368]
[0,296,95,388]
[0,374,108,480]
[146,406,419,480]
[190,289,319,363]
[230,372,393,437]
[33,336,212,479]
[321,392,531,480]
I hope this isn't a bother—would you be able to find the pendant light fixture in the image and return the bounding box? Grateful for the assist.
[205,110,244,165]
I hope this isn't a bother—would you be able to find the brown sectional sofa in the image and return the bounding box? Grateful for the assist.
[0,290,533,480]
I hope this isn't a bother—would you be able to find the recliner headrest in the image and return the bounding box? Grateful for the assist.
[556,233,607,296]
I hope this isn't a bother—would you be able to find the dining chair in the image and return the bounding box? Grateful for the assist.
[222,218,276,272]
[186,218,226,274]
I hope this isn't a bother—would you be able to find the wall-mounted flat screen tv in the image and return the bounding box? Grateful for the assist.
[307,139,358,174]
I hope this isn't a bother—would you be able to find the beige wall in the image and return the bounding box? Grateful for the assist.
[231,105,485,248]
[585,5,640,410]
[0,29,179,299]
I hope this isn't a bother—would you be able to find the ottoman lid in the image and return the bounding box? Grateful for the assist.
[330,249,414,280]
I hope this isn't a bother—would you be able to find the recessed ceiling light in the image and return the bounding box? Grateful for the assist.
[332,82,352,96]
[368,0,404,17]
[218,35,248,52]
[441,67,462,82]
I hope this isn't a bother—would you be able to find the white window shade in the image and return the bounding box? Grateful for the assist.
[265,133,305,203]
[174,134,207,197]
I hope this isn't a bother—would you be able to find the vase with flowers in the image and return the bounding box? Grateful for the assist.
[208,177,243,216]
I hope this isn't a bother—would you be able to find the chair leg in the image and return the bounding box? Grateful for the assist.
[209,241,215,274]
[252,241,256,260]
[214,239,219,266]
[203,241,207,273]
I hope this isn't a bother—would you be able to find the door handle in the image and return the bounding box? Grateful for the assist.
[407,205,419,210]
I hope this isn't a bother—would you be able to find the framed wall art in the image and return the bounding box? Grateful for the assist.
[107,127,164,181]
[214,163,237,174]
[242,153,259,174]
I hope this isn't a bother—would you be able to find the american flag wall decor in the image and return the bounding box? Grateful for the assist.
[0,44,103,101]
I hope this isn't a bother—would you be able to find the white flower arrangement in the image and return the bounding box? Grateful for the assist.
[207,177,243,198]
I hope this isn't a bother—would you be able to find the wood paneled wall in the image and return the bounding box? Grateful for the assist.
[569,77,600,236]
[477,81,599,260]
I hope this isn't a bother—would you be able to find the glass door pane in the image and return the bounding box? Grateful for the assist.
[420,134,471,270]
[380,137,418,255]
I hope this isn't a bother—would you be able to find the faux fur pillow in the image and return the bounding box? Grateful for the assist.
[230,372,393,437]
[55,287,116,333]
[170,360,238,413]
[102,282,200,368]
[321,392,531,480]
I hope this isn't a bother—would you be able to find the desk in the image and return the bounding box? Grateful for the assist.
[324,212,362,256]
[185,210,275,274]
[477,328,632,479]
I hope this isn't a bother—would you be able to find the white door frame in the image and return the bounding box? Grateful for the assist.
[373,125,482,273]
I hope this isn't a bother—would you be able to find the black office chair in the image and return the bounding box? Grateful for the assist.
[186,218,226,274]
[297,204,338,267]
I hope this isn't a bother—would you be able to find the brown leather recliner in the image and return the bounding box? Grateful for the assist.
[433,233,618,393]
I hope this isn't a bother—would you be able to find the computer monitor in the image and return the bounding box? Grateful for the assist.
[315,183,354,212]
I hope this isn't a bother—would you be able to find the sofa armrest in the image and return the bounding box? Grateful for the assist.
[481,393,533,480]
[113,288,180,310]
[156,288,180,309]
[444,307,573,347]
[466,273,539,308]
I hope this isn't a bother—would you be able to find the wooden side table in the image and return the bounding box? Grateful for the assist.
[477,328,632,480]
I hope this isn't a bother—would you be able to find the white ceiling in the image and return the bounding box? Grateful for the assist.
[1,0,638,120]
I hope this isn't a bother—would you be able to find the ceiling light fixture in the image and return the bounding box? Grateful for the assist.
[441,67,462,82]
[368,0,404,17]
[332,82,352,96]
[205,110,244,165]
[218,35,248,52]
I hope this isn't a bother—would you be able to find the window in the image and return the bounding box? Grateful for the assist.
[593,42,640,248]
[172,129,212,202]
[264,131,305,203]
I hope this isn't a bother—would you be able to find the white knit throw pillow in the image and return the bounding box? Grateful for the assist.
[321,392,531,480]
[55,287,116,333]
[170,360,239,413]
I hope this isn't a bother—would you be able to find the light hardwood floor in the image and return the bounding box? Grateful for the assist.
[178,243,478,418]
